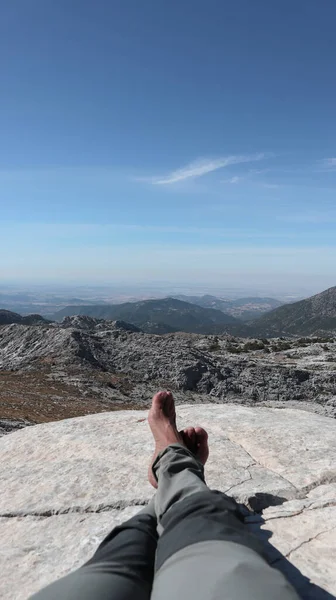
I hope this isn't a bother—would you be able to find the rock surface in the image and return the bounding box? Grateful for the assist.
[0,405,335,599]
[0,318,336,424]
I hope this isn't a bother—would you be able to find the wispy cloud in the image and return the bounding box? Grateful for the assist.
[261,183,279,189]
[222,175,242,184]
[249,168,270,175]
[144,153,267,185]
[221,176,279,188]
[278,210,336,224]
[318,158,336,171]
[2,221,304,239]
[221,167,278,187]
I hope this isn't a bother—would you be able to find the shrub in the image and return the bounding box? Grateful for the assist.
[209,336,221,352]
[271,342,292,352]
[243,340,265,351]
[296,338,309,347]
[226,344,242,354]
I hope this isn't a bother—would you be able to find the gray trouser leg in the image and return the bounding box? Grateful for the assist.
[151,444,300,600]
[30,502,157,600]
[31,443,300,600]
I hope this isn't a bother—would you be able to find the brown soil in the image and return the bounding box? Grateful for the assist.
[0,371,141,423]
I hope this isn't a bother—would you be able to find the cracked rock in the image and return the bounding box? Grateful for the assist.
[0,405,335,599]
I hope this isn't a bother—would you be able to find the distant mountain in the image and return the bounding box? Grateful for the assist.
[229,297,283,309]
[0,310,48,326]
[0,295,107,318]
[251,286,336,336]
[174,294,230,311]
[54,297,238,334]
[174,294,283,321]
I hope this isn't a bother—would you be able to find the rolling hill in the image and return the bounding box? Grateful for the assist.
[54,297,239,334]
[0,310,48,326]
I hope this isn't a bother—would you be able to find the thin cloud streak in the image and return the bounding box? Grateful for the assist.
[145,153,267,185]
[2,221,318,240]
[318,158,336,171]
[222,175,242,184]
[261,183,279,189]
[278,210,336,224]
[221,168,277,187]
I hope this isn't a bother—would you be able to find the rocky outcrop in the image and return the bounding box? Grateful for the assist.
[0,405,335,599]
[0,318,335,421]
[0,418,34,437]
[0,310,48,326]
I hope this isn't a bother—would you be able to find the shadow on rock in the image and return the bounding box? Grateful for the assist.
[248,492,289,512]
[242,494,336,600]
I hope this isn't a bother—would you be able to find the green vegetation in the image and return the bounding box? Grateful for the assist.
[271,341,292,352]
[226,343,243,354]
[242,340,265,351]
[208,336,221,352]
[226,339,270,353]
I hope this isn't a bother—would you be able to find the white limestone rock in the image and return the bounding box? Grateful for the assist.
[0,405,335,599]
[0,508,140,600]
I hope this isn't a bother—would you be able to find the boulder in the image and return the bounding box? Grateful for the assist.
[0,405,335,599]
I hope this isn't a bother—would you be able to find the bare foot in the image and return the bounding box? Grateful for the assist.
[148,391,183,488]
[180,426,209,465]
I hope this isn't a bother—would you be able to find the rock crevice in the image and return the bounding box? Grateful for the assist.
[0,404,335,599]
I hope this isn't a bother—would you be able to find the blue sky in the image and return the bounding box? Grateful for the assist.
[1,0,336,293]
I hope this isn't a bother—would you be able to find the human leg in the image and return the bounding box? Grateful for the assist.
[149,393,300,600]
[30,501,157,600]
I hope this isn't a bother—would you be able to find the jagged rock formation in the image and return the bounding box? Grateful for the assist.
[0,317,335,424]
[0,405,335,599]
[0,418,33,437]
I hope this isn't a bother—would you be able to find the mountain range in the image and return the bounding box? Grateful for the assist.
[54,287,336,336]
[1,286,336,337]
[54,298,238,334]
[0,290,284,320]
